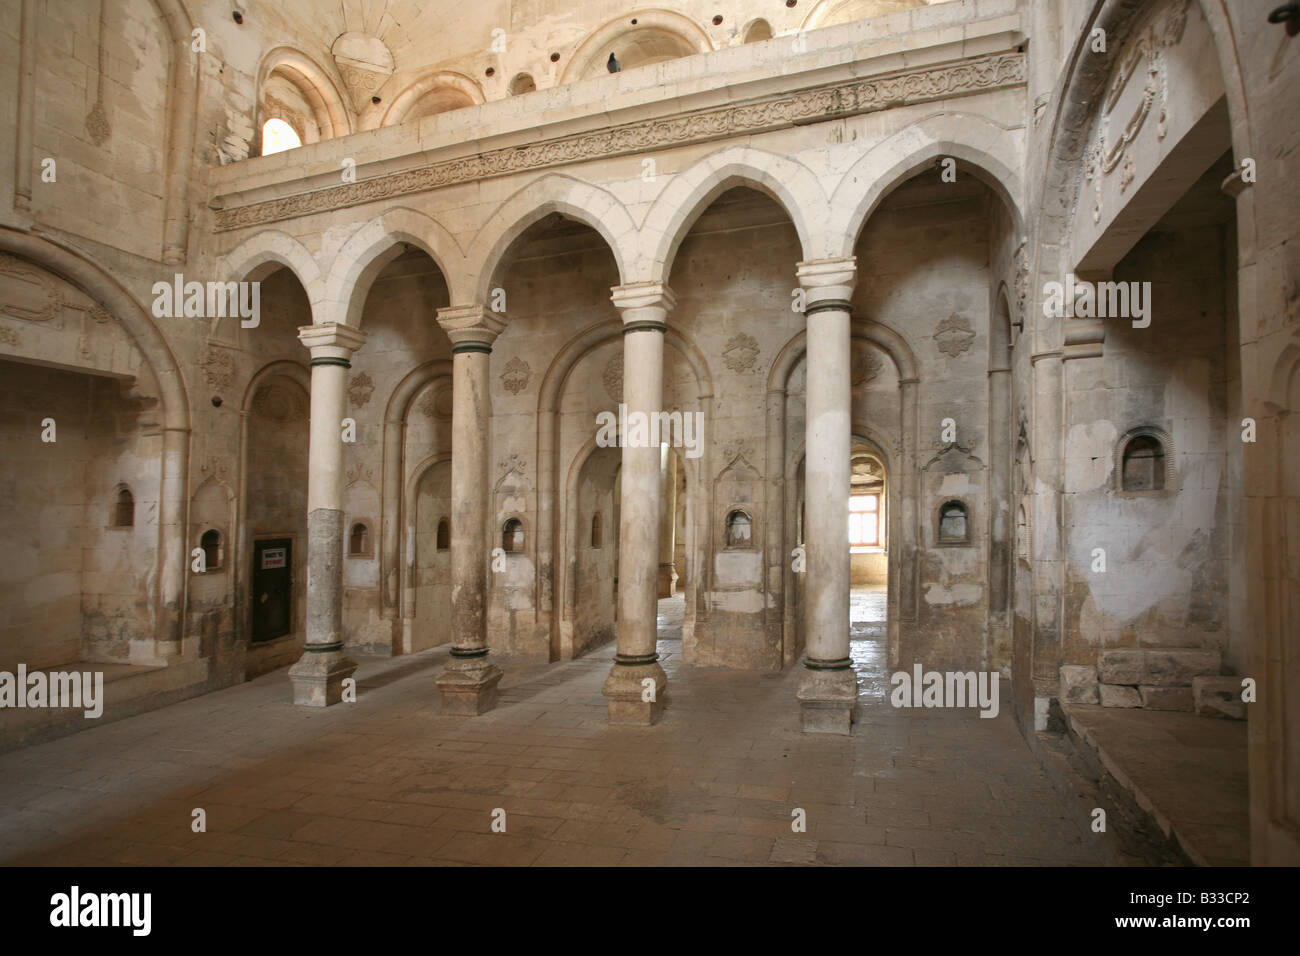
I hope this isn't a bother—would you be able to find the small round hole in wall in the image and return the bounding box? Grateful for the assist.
[713,14,723,25]
[550,52,560,62]
[211,396,223,407]
[371,95,381,104]
[631,18,638,25]
[485,66,495,76]
[232,10,243,23]
[786,0,797,7]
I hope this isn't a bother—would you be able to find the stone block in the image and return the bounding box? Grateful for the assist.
[1193,677,1247,720]
[1139,685,1194,712]
[1097,649,1143,685]
[1099,683,1142,708]
[1143,649,1220,686]
[1059,664,1098,704]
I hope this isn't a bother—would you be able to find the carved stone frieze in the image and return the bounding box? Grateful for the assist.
[215,53,1025,232]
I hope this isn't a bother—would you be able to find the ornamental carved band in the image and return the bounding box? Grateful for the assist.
[215,52,1025,232]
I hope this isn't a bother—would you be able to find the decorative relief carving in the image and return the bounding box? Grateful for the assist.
[200,457,230,484]
[0,253,64,327]
[932,314,976,358]
[1013,242,1029,331]
[851,343,884,386]
[348,371,374,407]
[722,333,760,374]
[215,53,1025,232]
[1083,0,1191,223]
[199,346,235,390]
[0,326,20,346]
[418,383,454,421]
[603,355,624,404]
[501,357,531,395]
[346,464,375,486]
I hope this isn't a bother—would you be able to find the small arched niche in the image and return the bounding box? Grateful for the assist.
[502,517,526,553]
[743,18,773,42]
[112,486,134,528]
[724,509,754,549]
[348,521,372,557]
[436,518,450,551]
[1117,428,1173,494]
[591,511,603,549]
[200,528,223,572]
[937,500,970,546]
[509,72,537,95]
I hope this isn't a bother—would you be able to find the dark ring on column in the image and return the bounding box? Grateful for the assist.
[451,342,493,354]
[622,320,667,334]
[614,652,660,666]
[450,646,490,658]
[309,357,351,368]
[803,299,853,316]
[304,641,344,653]
[804,656,852,670]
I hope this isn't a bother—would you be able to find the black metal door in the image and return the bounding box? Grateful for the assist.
[251,538,291,642]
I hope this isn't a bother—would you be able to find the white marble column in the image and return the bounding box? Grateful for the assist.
[434,305,506,714]
[603,282,675,724]
[289,322,367,706]
[796,258,858,733]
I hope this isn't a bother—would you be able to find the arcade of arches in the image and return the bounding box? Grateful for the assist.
[0,0,1298,867]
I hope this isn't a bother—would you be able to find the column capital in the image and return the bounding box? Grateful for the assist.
[298,322,367,364]
[797,257,857,313]
[611,282,675,331]
[437,304,506,350]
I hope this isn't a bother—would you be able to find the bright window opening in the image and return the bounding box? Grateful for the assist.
[261,118,302,156]
[849,494,880,550]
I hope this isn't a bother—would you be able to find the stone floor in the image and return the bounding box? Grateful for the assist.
[0,587,1104,866]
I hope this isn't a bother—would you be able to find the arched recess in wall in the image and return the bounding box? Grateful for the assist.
[770,324,916,669]
[741,18,773,43]
[0,227,190,656]
[405,455,453,654]
[560,10,713,83]
[560,436,623,661]
[236,360,310,674]
[800,0,926,31]
[638,146,825,282]
[380,360,453,637]
[257,47,354,153]
[382,71,484,126]
[539,320,714,663]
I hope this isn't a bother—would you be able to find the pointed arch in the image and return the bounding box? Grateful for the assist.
[220,229,325,321]
[826,113,1024,261]
[464,174,637,303]
[636,145,826,282]
[322,207,466,327]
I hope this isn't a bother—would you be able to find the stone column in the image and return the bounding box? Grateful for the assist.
[434,305,506,714]
[657,444,678,597]
[289,323,367,706]
[795,258,858,734]
[603,282,674,723]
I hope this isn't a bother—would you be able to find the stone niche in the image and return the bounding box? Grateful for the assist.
[702,447,776,671]
[489,456,542,659]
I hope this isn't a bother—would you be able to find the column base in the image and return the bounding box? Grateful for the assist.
[656,564,677,599]
[797,662,858,734]
[288,646,357,707]
[602,658,667,725]
[436,653,503,715]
